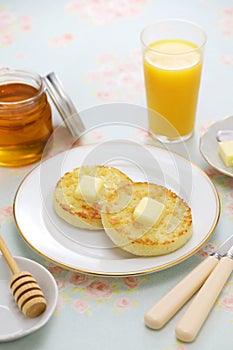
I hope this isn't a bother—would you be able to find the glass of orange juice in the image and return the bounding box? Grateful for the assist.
[141,19,207,143]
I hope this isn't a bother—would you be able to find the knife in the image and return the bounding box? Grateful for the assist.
[216,130,233,142]
[144,235,233,330]
[176,244,233,342]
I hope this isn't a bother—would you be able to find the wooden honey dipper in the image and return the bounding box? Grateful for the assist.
[0,235,47,318]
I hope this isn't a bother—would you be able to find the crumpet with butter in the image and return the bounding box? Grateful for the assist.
[54,166,133,230]
[101,182,192,256]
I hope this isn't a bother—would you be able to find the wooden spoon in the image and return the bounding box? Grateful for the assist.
[0,235,47,318]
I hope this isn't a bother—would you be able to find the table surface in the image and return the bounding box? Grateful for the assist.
[1,1,233,349]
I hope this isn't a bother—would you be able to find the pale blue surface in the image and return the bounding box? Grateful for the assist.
[1,1,233,349]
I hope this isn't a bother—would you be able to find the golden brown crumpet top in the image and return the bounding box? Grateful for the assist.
[54,166,133,230]
[101,182,192,256]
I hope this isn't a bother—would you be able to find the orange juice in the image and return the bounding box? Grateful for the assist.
[143,39,203,140]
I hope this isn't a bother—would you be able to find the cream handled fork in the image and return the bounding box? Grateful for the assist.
[144,235,233,330]
[144,255,218,329]
[175,246,233,342]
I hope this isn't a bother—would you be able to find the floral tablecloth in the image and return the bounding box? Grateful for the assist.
[1,1,233,349]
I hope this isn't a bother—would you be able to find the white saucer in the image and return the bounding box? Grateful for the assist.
[200,115,233,177]
[0,256,58,342]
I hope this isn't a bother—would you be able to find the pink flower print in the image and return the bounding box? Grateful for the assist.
[204,167,221,179]
[174,343,190,350]
[48,265,64,275]
[0,206,13,225]
[225,202,233,215]
[123,276,140,289]
[227,191,233,204]
[19,16,32,32]
[69,272,89,286]
[219,7,233,37]
[0,11,32,46]
[66,0,147,25]
[224,7,233,15]
[96,90,118,102]
[114,297,131,310]
[196,249,208,259]
[0,33,15,46]
[99,53,116,63]
[86,50,143,103]
[49,33,74,48]
[198,121,213,136]
[56,278,66,291]
[16,52,25,59]
[196,242,216,258]
[73,299,90,313]
[220,294,233,312]
[220,55,233,66]
[55,295,66,312]
[224,178,233,190]
[86,280,112,299]
[0,11,15,33]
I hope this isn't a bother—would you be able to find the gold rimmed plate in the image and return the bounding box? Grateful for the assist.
[13,142,220,276]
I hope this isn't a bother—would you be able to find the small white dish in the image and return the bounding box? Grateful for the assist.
[0,256,58,342]
[14,142,220,276]
[200,115,233,177]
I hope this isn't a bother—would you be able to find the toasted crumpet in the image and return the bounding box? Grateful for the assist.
[101,182,192,256]
[54,166,133,230]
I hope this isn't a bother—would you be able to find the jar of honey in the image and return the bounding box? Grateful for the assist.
[0,69,85,167]
[0,69,53,167]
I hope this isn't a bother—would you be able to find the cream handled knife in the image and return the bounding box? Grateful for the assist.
[144,235,233,330]
[175,244,233,342]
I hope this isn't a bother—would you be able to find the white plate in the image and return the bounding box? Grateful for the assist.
[0,256,58,342]
[14,142,220,276]
[200,115,233,177]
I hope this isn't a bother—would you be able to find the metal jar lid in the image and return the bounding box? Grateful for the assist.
[43,72,85,138]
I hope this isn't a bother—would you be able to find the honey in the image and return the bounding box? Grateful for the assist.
[0,69,53,167]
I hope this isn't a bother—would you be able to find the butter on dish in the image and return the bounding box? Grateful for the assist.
[218,140,233,167]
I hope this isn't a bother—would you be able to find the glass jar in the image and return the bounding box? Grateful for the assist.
[0,68,53,167]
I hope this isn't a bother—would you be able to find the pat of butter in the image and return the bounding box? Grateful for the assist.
[75,175,104,202]
[133,197,164,227]
[218,141,233,167]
